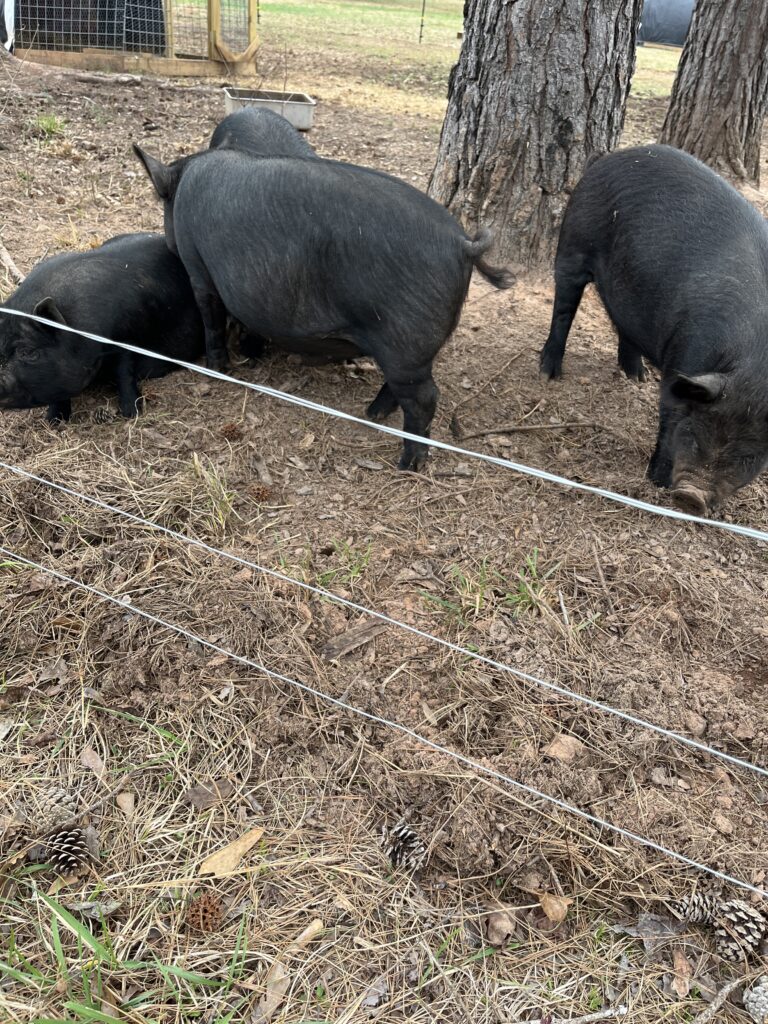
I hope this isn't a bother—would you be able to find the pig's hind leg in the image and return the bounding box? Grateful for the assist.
[366,383,399,422]
[116,355,143,418]
[379,363,438,471]
[618,336,647,382]
[46,399,72,424]
[540,260,590,379]
[185,260,229,371]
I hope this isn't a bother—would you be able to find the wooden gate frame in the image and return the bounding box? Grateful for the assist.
[22,0,259,77]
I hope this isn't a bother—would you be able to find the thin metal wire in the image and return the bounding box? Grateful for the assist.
[3,457,767,783]
[1,541,765,899]
[2,306,767,545]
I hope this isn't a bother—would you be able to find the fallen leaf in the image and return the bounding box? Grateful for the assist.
[37,657,70,683]
[66,898,122,920]
[483,907,520,947]
[80,746,106,781]
[199,826,264,878]
[47,873,81,895]
[543,734,585,763]
[539,892,573,925]
[321,620,388,661]
[610,911,684,954]
[361,974,389,1008]
[671,948,693,999]
[251,919,324,1023]
[116,792,135,818]
[183,779,235,812]
[0,719,15,743]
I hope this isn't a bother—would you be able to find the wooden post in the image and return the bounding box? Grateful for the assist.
[248,0,258,42]
[163,0,175,58]
[208,0,222,62]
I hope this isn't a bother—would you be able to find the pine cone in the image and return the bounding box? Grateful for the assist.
[45,828,90,876]
[380,821,428,872]
[248,483,274,504]
[669,892,719,925]
[671,893,767,961]
[714,900,767,962]
[30,787,79,836]
[220,422,244,442]
[185,892,224,933]
[744,976,768,1024]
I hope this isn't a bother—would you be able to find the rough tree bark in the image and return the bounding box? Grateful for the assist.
[429,0,643,268]
[659,0,768,185]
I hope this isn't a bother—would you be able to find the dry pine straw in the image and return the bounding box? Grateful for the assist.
[0,58,768,1024]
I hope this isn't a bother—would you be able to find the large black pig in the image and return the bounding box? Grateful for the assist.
[209,107,317,160]
[0,233,204,423]
[209,108,318,363]
[539,144,768,515]
[133,145,512,470]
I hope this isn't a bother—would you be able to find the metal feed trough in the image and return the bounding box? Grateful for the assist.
[223,87,317,131]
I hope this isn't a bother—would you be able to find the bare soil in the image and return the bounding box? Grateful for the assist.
[0,49,767,1024]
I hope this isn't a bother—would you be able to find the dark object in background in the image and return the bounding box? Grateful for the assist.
[0,232,204,422]
[209,107,317,160]
[539,144,768,515]
[134,144,512,470]
[14,0,166,55]
[638,0,694,46]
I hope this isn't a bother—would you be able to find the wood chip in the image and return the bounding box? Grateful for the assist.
[543,734,585,763]
[116,792,135,818]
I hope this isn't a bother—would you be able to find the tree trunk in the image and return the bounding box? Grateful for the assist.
[429,0,643,268]
[659,0,768,185]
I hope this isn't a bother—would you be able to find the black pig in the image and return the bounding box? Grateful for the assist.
[539,144,768,514]
[0,232,204,422]
[209,107,317,160]
[133,145,512,470]
[209,108,318,362]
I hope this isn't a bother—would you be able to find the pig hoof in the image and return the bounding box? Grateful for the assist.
[539,353,563,380]
[398,449,428,472]
[671,486,708,517]
[207,353,229,373]
[647,459,672,488]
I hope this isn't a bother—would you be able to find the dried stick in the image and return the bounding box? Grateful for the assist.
[0,234,23,284]
[460,421,600,441]
[690,979,743,1024]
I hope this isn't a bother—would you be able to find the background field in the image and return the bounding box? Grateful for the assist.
[1,8,767,1024]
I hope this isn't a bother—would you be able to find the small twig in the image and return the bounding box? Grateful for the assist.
[459,421,600,441]
[510,1008,628,1024]
[0,234,23,284]
[690,979,743,1024]
[592,541,615,617]
[450,350,525,422]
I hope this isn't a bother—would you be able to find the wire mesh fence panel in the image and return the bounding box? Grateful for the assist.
[14,0,251,60]
[220,0,247,53]
[171,0,209,57]
[15,0,167,53]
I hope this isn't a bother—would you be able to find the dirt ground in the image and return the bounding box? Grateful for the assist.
[0,40,767,1024]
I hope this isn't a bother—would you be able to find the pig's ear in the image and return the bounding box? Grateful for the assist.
[670,371,727,404]
[133,144,174,199]
[32,297,67,328]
